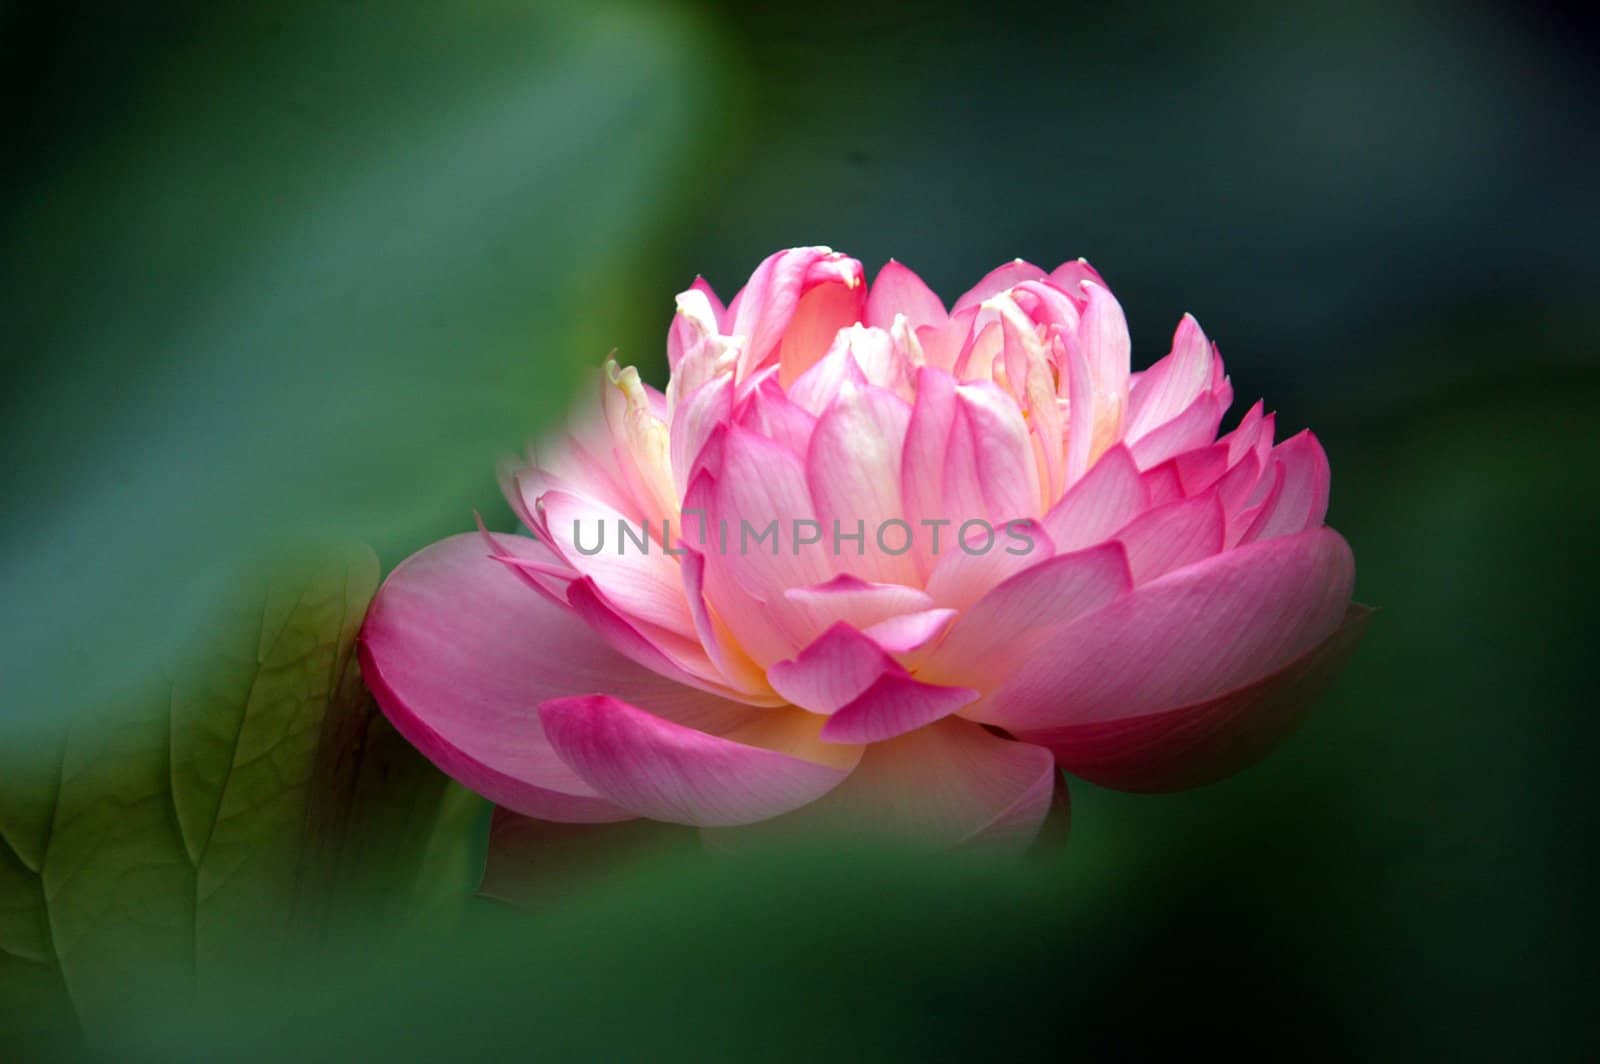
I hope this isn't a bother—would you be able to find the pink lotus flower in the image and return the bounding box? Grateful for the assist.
[360,247,1364,849]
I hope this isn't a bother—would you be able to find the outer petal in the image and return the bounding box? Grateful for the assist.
[819,674,979,744]
[1041,444,1148,552]
[1116,491,1227,584]
[539,696,858,827]
[970,527,1356,732]
[861,607,957,667]
[358,534,752,822]
[923,517,1053,611]
[920,542,1133,690]
[707,718,1057,851]
[767,622,900,715]
[1240,430,1331,543]
[1125,314,1216,442]
[1221,400,1271,465]
[1128,392,1225,470]
[726,247,865,382]
[865,259,947,331]
[563,578,757,705]
[1025,603,1371,791]
[1159,442,1231,500]
[951,259,1048,313]
[666,277,725,370]
[1048,258,1108,297]
[537,489,697,640]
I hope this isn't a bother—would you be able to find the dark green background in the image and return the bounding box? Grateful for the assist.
[3,0,1595,1058]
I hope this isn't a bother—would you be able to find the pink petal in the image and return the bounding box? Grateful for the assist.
[679,469,798,668]
[781,574,935,646]
[914,306,977,373]
[924,517,1054,611]
[359,533,752,822]
[865,259,948,331]
[970,527,1356,732]
[1074,280,1132,450]
[1125,314,1216,441]
[1059,325,1096,484]
[1041,445,1148,552]
[1047,258,1109,299]
[669,372,733,497]
[727,247,864,381]
[539,696,859,827]
[767,622,900,715]
[777,279,867,387]
[1128,392,1225,470]
[516,421,640,530]
[711,426,834,602]
[1163,442,1232,498]
[819,673,979,744]
[477,518,572,607]
[900,365,960,577]
[678,548,776,701]
[952,259,1049,313]
[1027,603,1371,792]
[861,607,958,665]
[1240,431,1332,542]
[666,278,725,370]
[786,331,872,416]
[537,489,697,640]
[1141,462,1186,507]
[708,718,1057,851]
[735,369,817,457]
[952,319,1002,381]
[832,324,914,395]
[986,292,1064,503]
[597,364,676,528]
[1116,491,1227,584]
[806,382,917,585]
[944,380,1040,524]
[1215,450,1265,529]
[920,542,1133,690]
[1222,400,1270,464]
[564,577,760,706]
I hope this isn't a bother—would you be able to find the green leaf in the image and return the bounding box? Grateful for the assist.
[0,546,485,1050]
[1,0,738,733]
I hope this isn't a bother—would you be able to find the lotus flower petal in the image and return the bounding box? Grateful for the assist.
[539,695,859,827]
[361,534,750,822]
[1027,604,1372,791]
[866,259,948,331]
[969,528,1355,732]
[707,719,1057,850]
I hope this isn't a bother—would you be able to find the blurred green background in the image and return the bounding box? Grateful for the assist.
[2,0,1595,1058]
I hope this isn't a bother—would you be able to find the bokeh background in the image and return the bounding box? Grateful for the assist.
[3,0,1596,1058]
